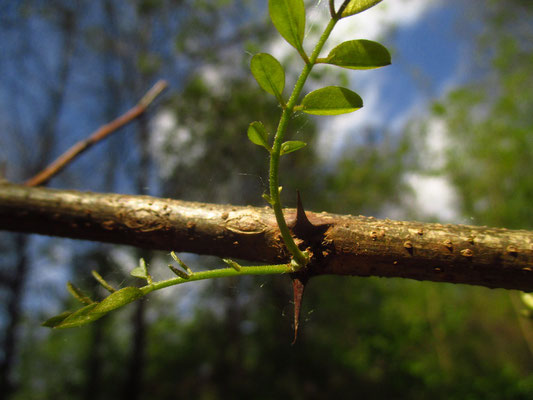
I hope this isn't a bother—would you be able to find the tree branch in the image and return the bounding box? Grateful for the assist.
[24,80,168,187]
[1,183,532,291]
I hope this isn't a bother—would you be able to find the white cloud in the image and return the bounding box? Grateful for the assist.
[405,173,459,222]
[290,0,441,160]
[404,115,460,222]
[327,0,438,48]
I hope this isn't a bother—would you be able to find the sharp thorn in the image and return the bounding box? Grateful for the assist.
[291,275,308,345]
[296,190,312,228]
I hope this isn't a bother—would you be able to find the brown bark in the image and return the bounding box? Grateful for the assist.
[1,183,532,291]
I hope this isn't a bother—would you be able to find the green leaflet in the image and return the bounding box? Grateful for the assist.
[168,264,190,279]
[130,258,152,284]
[300,86,363,115]
[322,39,391,69]
[247,121,271,151]
[91,287,144,314]
[341,0,384,17]
[67,282,94,305]
[251,53,285,102]
[280,141,307,155]
[269,0,306,51]
[51,287,145,329]
[52,303,101,329]
[130,267,148,279]
[42,311,73,328]
[91,270,116,293]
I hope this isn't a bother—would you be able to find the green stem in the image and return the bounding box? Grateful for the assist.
[141,264,292,295]
[269,17,339,267]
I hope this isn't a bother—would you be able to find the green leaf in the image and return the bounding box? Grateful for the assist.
[91,270,116,293]
[269,0,306,50]
[251,53,285,100]
[300,86,363,115]
[67,282,94,305]
[53,303,101,329]
[168,264,191,279]
[323,39,391,69]
[42,311,73,328]
[130,267,148,279]
[247,121,271,151]
[91,287,144,314]
[341,0,384,17]
[52,287,144,329]
[131,258,152,283]
[280,141,307,155]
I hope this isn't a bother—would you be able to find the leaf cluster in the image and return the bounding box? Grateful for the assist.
[247,0,390,154]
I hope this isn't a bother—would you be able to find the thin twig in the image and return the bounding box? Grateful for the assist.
[24,80,168,187]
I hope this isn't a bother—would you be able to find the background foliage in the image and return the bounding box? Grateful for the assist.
[0,0,532,399]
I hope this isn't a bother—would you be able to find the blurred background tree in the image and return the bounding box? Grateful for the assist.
[0,0,532,399]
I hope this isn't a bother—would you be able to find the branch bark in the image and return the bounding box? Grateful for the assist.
[1,183,532,291]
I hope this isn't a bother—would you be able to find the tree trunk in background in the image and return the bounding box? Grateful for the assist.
[0,7,76,397]
[0,235,28,398]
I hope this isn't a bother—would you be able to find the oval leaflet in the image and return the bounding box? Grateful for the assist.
[300,86,363,115]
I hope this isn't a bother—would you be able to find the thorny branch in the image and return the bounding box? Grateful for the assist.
[1,183,532,291]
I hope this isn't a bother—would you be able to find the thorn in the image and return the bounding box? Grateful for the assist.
[295,190,314,230]
[291,274,308,345]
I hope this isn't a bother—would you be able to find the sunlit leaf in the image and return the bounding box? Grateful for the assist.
[300,86,363,115]
[269,0,305,50]
[322,39,391,69]
[341,0,383,17]
[280,141,307,155]
[67,282,94,305]
[42,311,73,328]
[91,287,144,314]
[251,53,285,100]
[247,121,271,151]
